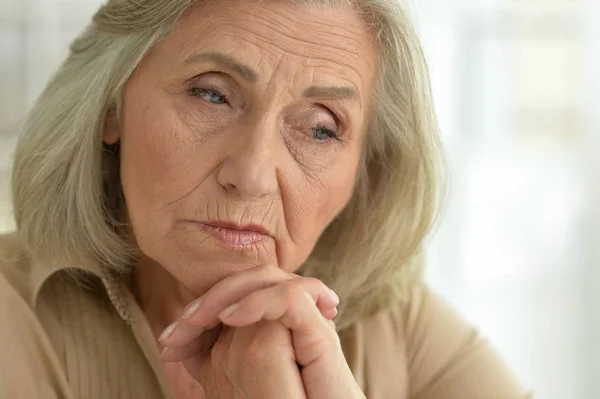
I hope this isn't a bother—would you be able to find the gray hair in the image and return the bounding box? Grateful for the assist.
[12,0,445,330]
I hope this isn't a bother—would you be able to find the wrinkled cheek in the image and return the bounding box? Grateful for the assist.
[119,135,184,247]
[122,117,196,205]
[120,143,166,215]
[303,176,356,248]
[119,162,159,247]
[321,168,357,218]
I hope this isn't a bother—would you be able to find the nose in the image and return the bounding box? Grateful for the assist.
[217,120,279,199]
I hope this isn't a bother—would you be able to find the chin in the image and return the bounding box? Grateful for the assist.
[151,229,272,292]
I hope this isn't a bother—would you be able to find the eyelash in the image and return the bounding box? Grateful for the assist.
[189,86,342,142]
[189,87,227,104]
[310,126,342,142]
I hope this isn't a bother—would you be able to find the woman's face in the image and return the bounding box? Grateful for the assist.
[104,0,378,293]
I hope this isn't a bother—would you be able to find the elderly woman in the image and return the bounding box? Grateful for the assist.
[0,0,530,398]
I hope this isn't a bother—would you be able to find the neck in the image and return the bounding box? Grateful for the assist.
[128,257,209,398]
[129,255,196,341]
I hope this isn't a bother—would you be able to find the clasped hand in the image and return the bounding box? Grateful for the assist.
[158,263,365,399]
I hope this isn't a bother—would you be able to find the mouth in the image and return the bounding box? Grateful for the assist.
[190,220,271,248]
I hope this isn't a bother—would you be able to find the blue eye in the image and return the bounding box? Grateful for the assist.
[311,126,341,142]
[190,87,227,104]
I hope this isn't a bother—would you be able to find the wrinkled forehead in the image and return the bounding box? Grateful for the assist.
[161,0,379,104]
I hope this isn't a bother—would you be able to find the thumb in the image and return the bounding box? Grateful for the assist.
[183,326,235,398]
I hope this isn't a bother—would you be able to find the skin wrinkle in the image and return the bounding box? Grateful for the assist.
[150,131,204,211]
[153,93,242,212]
[234,3,367,59]
[105,8,377,397]
[220,24,364,93]
[184,53,258,84]
[181,4,366,92]
[178,40,361,129]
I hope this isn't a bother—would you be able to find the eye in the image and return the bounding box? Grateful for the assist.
[311,126,341,142]
[190,87,227,104]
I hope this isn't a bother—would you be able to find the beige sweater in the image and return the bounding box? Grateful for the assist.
[0,233,531,398]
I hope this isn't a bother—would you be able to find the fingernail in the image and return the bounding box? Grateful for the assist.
[160,347,171,360]
[327,288,339,305]
[159,321,177,342]
[182,299,201,319]
[219,303,239,318]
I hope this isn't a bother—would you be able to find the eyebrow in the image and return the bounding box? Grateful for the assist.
[185,51,258,83]
[185,51,360,104]
[302,85,359,104]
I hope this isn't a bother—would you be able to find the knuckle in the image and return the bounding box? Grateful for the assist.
[256,263,272,272]
[314,322,341,349]
[327,319,337,331]
[243,324,281,366]
[327,324,341,344]
[290,276,330,295]
[302,276,322,285]
[213,347,229,371]
[240,293,260,310]
[245,339,268,365]
[225,346,241,374]
[281,280,307,303]
[314,279,332,294]
[252,263,272,279]
[256,263,277,273]
[255,263,285,281]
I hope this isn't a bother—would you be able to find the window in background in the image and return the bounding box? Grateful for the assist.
[1,1,598,398]
[419,2,597,399]
[0,0,100,232]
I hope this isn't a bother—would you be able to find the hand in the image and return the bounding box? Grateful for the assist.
[158,264,365,399]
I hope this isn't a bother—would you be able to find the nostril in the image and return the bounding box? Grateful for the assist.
[222,182,236,191]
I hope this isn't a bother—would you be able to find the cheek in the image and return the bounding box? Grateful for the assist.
[285,160,359,248]
[122,116,181,200]
[315,170,357,224]
[119,101,204,240]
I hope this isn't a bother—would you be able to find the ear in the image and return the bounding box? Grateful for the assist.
[103,112,120,145]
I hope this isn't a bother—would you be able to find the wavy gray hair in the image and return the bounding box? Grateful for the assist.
[12,0,445,330]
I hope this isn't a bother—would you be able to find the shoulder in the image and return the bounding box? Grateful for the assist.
[339,286,425,397]
[345,285,532,398]
[0,232,35,305]
[347,284,452,348]
[0,237,41,352]
[0,232,46,342]
[0,233,73,396]
[351,284,484,358]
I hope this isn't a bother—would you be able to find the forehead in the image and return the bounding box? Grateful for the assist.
[160,0,378,102]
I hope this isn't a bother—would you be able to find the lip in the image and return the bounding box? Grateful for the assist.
[204,220,272,236]
[189,220,271,248]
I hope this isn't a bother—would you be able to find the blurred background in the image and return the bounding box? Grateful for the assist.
[0,0,597,397]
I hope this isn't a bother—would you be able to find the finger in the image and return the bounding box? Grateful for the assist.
[161,324,223,362]
[326,319,337,332]
[161,265,337,348]
[160,264,290,348]
[158,318,208,348]
[183,265,335,327]
[217,280,340,367]
[184,326,236,391]
[182,264,292,326]
[321,307,338,321]
[161,334,205,362]
[159,316,224,350]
